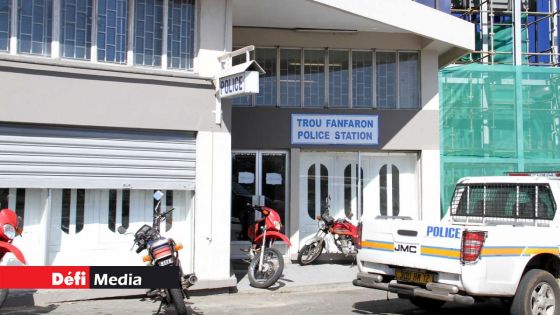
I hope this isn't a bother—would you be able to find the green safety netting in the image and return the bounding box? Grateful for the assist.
[439,64,560,215]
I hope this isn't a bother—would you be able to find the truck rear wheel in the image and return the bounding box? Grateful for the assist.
[511,269,560,315]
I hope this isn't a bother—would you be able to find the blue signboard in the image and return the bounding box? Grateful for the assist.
[291,114,379,145]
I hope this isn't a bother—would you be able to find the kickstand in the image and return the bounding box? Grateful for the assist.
[350,255,357,267]
[156,301,164,315]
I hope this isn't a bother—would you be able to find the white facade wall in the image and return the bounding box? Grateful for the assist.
[194,131,233,287]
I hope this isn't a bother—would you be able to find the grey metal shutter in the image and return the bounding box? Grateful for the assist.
[0,124,195,190]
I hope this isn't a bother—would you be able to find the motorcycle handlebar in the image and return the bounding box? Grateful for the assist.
[154,208,175,225]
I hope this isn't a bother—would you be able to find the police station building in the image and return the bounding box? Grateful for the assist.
[0,0,473,289]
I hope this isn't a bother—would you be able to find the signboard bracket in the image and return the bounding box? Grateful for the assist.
[214,46,265,125]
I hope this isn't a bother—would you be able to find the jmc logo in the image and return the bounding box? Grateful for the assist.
[394,243,417,254]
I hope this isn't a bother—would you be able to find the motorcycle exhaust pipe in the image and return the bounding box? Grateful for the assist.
[185,273,197,285]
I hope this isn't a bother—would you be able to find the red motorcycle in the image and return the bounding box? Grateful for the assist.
[246,205,291,288]
[297,199,359,265]
[0,208,26,308]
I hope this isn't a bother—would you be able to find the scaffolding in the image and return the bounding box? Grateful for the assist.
[452,0,560,66]
[440,64,560,215]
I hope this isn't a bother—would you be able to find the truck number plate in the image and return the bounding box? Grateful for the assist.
[395,269,433,285]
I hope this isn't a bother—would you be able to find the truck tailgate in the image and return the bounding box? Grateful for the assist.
[359,218,463,275]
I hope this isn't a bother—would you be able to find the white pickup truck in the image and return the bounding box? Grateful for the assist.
[354,173,560,314]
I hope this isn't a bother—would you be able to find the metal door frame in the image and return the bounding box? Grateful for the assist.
[230,150,290,246]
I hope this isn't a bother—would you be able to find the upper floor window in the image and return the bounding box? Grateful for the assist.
[61,0,92,60]
[18,0,53,56]
[303,49,325,108]
[97,0,128,64]
[329,50,349,108]
[0,0,10,51]
[1,0,196,71]
[352,50,373,108]
[134,0,163,67]
[280,48,302,107]
[167,0,195,70]
[231,47,420,109]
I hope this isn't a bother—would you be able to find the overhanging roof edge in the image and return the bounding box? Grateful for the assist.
[310,0,475,53]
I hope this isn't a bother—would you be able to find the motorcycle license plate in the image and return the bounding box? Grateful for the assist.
[157,258,174,266]
[395,269,433,285]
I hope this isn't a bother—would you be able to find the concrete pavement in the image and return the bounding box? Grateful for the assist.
[232,259,358,293]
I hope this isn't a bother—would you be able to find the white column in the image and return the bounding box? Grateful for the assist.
[420,150,440,223]
[9,0,16,54]
[194,131,231,283]
[40,189,52,265]
[52,0,61,58]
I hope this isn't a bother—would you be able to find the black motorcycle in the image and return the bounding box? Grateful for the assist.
[119,191,196,315]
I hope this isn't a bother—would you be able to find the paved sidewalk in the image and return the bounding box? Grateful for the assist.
[232,259,358,293]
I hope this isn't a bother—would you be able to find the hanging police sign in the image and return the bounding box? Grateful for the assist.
[218,60,263,99]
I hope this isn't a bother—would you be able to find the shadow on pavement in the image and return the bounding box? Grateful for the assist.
[1,290,59,314]
[352,297,510,314]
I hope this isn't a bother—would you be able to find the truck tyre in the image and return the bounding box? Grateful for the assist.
[407,297,445,310]
[511,269,560,315]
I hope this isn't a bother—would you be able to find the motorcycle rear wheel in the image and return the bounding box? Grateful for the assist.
[0,289,8,308]
[248,247,284,288]
[297,241,324,266]
[169,288,191,315]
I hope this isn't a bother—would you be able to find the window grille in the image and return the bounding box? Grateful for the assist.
[451,183,557,222]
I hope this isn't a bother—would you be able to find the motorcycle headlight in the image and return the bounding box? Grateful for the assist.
[318,220,326,229]
[3,224,16,240]
[273,221,281,231]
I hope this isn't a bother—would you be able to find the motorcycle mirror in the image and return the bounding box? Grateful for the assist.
[117,226,127,234]
[153,190,164,201]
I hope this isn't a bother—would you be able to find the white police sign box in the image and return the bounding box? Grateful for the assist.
[291,114,379,145]
[219,71,259,98]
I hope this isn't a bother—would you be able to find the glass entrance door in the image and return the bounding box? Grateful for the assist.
[231,151,288,258]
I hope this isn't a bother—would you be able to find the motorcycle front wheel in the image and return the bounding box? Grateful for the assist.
[248,247,284,288]
[169,288,191,315]
[297,241,324,266]
[0,289,8,308]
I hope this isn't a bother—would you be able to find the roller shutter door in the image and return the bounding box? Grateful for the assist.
[0,124,196,190]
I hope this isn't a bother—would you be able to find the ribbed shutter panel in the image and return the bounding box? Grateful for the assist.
[0,124,195,190]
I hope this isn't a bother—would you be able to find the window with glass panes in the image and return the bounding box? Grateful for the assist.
[134,0,163,67]
[97,0,128,64]
[1,0,195,70]
[376,52,397,109]
[280,49,302,107]
[352,51,373,108]
[231,47,419,109]
[329,50,349,108]
[60,0,92,60]
[18,0,53,56]
[0,0,10,51]
[303,49,325,108]
[255,47,277,106]
[167,0,195,70]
